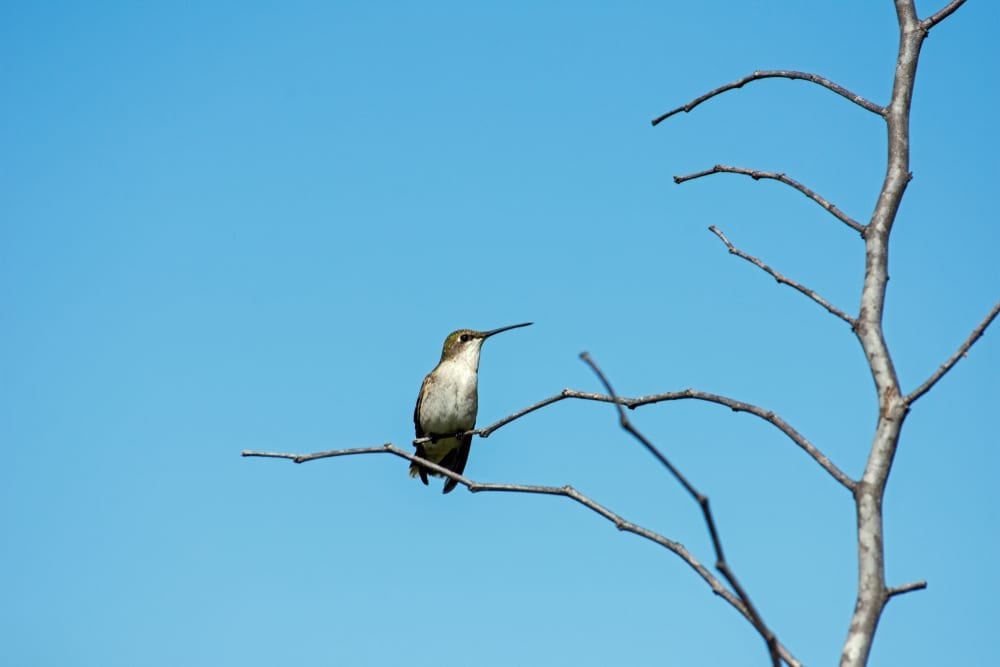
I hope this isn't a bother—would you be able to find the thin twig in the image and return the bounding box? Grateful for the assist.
[921,0,967,30]
[579,352,781,667]
[478,392,575,437]
[415,387,855,491]
[709,225,857,327]
[886,580,928,599]
[243,443,803,667]
[905,301,1000,404]
[651,70,884,126]
[674,164,865,235]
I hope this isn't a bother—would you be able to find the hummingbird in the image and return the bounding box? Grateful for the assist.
[410,322,532,493]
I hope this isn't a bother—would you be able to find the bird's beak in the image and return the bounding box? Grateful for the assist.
[481,322,533,339]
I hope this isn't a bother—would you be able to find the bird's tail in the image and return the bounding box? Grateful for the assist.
[409,444,430,485]
[408,437,469,493]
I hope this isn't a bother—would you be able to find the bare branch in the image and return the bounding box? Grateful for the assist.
[708,225,857,326]
[244,444,393,464]
[905,301,1000,404]
[921,0,967,30]
[624,390,855,491]
[415,387,855,491]
[651,70,884,126]
[243,442,803,667]
[886,580,928,599]
[674,164,865,235]
[478,392,577,437]
[580,352,782,667]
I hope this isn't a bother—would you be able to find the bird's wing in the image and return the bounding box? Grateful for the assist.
[410,373,433,485]
[413,373,431,438]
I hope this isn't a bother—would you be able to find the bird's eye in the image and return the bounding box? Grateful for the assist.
[460,334,471,342]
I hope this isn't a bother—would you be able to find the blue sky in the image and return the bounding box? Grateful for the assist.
[2,2,997,665]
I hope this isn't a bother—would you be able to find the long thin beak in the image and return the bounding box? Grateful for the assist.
[481,322,533,339]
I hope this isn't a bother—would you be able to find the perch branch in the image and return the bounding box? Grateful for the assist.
[651,70,884,126]
[905,300,1000,404]
[243,443,802,667]
[709,225,857,326]
[580,352,781,667]
[412,388,854,491]
[674,164,865,234]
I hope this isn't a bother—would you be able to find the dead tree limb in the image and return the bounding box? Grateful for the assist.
[651,70,884,126]
[905,300,1000,404]
[673,164,865,234]
[649,3,985,666]
[242,443,804,667]
[580,352,781,667]
[708,225,857,326]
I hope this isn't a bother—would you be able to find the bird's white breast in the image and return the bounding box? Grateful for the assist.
[419,359,479,433]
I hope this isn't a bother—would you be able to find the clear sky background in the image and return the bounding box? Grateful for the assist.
[2,2,997,666]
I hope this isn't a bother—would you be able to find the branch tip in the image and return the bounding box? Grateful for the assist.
[887,580,928,599]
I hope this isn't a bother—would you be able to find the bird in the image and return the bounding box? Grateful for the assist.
[410,322,532,493]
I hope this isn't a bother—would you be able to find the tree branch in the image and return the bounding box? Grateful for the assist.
[413,387,854,491]
[905,300,1000,404]
[624,390,856,491]
[674,164,866,235]
[841,3,925,665]
[579,352,781,667]
[243,443,803,667]
[921,0,967,31]
[886,580,928,599]
[708,225,857,326]
[478,392,579,437]
[651,70,885,126]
